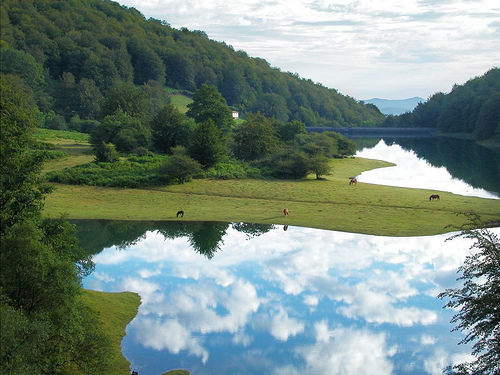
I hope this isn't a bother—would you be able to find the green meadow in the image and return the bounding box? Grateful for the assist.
[40,136,499,236]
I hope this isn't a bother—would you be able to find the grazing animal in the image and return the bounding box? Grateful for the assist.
[284,208,289,217]
[429,194,440,201]
[176,210,184,217]
[283,225,288,231]
[349,178,357,185]
[132,372,138,375]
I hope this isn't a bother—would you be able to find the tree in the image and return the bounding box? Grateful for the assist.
[250,93,289,122]
[0,73,111,374]
[160,154,202,184]
[151,104,190,153]
[186,84,233,134]
[0,74,47,238]
[91,110,149,153]
[188,119,226,168]
[232,112,281,161]
[310,155,332,180]
[268,150,311,179]
[277,119,307,143]
[439,214,500,374]
[99,82,148,121]
[95,142,119,163]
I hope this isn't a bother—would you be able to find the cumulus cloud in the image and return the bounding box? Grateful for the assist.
[118,0,499,99]
[290,322,397,375]
[336,284,438,326]
[132,317,209,363]
[253,306,305,341]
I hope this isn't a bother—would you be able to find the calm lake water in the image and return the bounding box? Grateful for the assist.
[80,138,499,374]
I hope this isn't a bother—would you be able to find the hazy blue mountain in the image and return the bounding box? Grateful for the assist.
[365,97,425,115]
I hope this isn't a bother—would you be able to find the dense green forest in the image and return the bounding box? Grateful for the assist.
[383,68,500,141]
[0,0,384,129]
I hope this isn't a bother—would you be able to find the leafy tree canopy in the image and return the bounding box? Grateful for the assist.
[439,214,500,374]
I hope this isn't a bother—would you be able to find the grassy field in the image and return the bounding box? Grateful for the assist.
[39,129,500,236]
[80,290,140,375]
[169,93,192,113]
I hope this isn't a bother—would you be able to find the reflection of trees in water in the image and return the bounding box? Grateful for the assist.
[188,222,229,259]
[231,222,276,239]
[74,220,277,259]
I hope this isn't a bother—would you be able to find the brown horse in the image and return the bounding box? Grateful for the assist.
[349,178,357,185]
[429,194,440,201]
[176,210,184,217]
[284,208,289,217]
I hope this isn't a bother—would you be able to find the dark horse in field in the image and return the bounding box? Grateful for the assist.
[176,210,184,217]
[429,194,440,201]
[349,178,357,185]
[284,208,289,217]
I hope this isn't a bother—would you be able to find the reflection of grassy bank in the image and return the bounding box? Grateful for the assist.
[43,157,500,236]
[81,291,140,375]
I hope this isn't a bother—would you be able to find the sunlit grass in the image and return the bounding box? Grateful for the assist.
[169,93,192,113]
[40,129,500,236]
[80,290,140,375]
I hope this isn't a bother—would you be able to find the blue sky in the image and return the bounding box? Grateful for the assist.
[117,0,500,100]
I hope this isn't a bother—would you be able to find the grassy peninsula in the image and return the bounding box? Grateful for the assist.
[41,132,500,237]
[81,291,141,375]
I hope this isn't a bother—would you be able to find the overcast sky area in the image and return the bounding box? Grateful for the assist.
[117,0,499,100]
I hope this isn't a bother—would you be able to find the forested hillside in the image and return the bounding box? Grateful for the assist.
[384,68,499,141]
[0,0,383,129]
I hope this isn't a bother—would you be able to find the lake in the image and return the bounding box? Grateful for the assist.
[80,138,499,374]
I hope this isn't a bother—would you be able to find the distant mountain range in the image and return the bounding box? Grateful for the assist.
[364,97,425,115]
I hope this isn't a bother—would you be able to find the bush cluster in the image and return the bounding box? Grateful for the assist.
[47,155,169,188]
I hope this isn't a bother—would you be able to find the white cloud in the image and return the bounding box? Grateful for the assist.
[132,317,209,363]
[337,284,438,326]
[118,0,499,99]
[288,323,397,375]
[253,306,305,341]
[356,140,498,198]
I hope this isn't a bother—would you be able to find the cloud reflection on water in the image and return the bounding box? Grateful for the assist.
[355,140,498,199]
[83,224,500,374]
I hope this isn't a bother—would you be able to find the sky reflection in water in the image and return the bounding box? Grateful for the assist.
[83,225,500,375]
[356,140,498,199]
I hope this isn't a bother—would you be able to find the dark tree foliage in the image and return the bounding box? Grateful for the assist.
[1,0,384,128]
[160,154,202,184]
[387,68,499,141]
[0,74,47,237]
[439,214,500,374]
[188,119,226,168]
[151,104,190,153]
[232,112,281,161]
[0,71,110,374]
[188,222,229,259]
[186,84,234,133]
[91,110,149,153]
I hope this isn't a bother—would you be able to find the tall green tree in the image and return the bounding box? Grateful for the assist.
[91,110,149,153]
[0,73,111,374]
[186,84,233,134]
[232,112,281,161]
[188,119,225,168]
[151,104,190,153]
[0,74,46,237]
[99,82,148,121]
[439,215,500,374]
